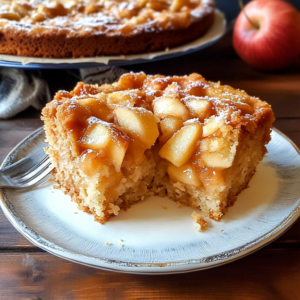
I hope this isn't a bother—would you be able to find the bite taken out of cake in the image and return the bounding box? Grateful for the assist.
[41,72,274,224]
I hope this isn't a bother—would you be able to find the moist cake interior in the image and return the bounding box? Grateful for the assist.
[42,72,274,224]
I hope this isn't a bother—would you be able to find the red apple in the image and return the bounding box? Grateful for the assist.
[233,0,300,71]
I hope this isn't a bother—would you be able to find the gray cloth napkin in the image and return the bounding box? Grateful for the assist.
[0,66,127,119]
[0,68,51,119]
[80,66,127,85]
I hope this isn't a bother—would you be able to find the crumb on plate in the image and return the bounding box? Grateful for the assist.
[191,211,207,232]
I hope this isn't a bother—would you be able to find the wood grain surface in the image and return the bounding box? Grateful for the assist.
[0,32,300,299]
[0,250,300,300]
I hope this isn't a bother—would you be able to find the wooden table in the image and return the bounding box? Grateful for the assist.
[1,32,300,299]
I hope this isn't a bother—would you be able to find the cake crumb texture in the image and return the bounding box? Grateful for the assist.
[191,211,207,232]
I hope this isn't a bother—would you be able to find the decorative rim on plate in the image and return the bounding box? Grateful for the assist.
[0,127,299,274]
[0,10,226,69]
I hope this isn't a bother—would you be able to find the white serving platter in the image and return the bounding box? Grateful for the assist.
[0,128,299,274]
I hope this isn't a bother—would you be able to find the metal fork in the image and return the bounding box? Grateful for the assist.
[0,147,54,189]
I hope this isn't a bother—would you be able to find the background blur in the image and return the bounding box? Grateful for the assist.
[217,0,300,21]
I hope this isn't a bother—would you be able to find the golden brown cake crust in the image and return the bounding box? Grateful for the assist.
[0,0,215,58]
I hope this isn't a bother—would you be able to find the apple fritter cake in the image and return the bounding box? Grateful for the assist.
[42,72,274,224]
[0,0,214,58]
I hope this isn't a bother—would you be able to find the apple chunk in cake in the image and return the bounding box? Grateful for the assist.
[42,72,274,224]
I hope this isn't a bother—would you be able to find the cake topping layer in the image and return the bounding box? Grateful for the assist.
[0,0,214,37]
[47,72,274,179]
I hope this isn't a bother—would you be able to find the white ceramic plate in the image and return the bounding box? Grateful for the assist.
[0,10,226,69]
[0,128,300,274]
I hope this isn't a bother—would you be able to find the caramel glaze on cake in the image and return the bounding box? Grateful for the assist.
[42,72,275,224]
[0,0,215,58]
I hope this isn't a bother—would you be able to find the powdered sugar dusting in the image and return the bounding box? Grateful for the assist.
[0,0,213,37]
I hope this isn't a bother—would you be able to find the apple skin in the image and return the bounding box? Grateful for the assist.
[233,0,300,71]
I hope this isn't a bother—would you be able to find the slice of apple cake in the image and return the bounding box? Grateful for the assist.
[42,72,274,224]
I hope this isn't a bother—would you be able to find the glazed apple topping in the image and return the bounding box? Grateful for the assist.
[52,72,270,187]
[78,117,130,172]
[159,120,202,167]
[153,96,190,121]
[159,116,183,144]
[114,106,159,149]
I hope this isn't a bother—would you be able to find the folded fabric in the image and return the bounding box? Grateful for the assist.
[0,66,127,119]
[80,66,127,85]
[0,68,51,119]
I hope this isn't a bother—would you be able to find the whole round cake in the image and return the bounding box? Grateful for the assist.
[0,0,215,58]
